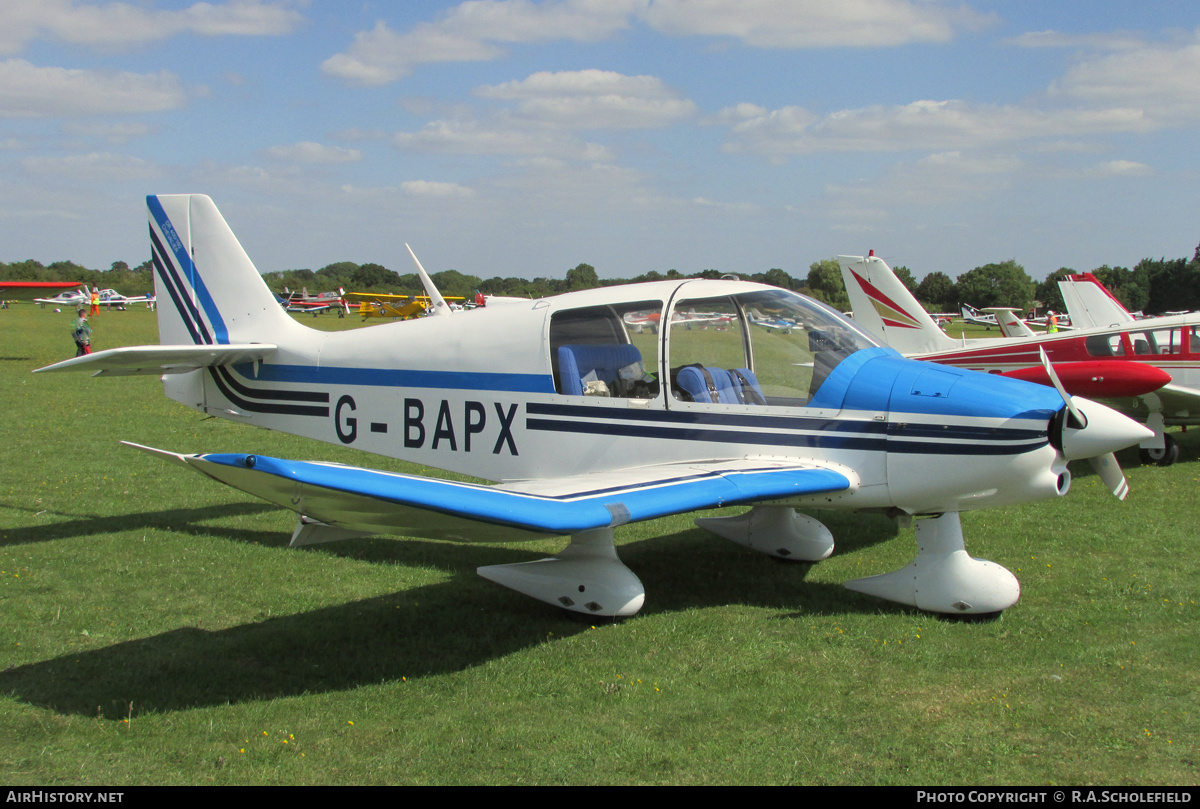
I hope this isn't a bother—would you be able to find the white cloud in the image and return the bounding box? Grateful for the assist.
[1005,29,1146,51]
[0,0,305,55]
[393,117,611,160]
[191,161,318,198]
[1084,159,1152,178]
[1050,29,1200,123]
[21,151,160,181]
[263,141,362,164]
[0,58,189,117]
[61,120,154,144]
[475,70,697,129]
[390,70,692,170]
[322,1,639,85]
[817,150,1021,231]
[323,0,991,85]
[720,98,1152,155]
[691,196,758,213]
[640,0,994,48]
[402,180,475,197]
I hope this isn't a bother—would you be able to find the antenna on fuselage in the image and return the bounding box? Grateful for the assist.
[405,244,451,317]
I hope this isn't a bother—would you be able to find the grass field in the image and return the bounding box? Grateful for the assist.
[1,304,1196,785]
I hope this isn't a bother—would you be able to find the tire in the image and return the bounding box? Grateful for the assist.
[1139,434,1179,467]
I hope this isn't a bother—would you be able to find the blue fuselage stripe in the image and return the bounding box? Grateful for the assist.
[525,416,1041,455]
[215,364,1051,456]
[526,401,888,433]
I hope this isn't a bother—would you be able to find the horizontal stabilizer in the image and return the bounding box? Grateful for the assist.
[982,307,1036,338]
[123,443,852,542]
[34,343,277,377]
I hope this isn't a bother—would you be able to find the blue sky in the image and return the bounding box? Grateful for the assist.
[2,1,1198,284]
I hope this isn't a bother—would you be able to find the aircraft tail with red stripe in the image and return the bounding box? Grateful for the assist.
[837,254,955,354]
[1058,273,1135,330]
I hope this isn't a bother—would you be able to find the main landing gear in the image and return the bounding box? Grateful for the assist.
[1139,433,1179,467]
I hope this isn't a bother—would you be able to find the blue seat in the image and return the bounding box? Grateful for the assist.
[676,365,766,405]
[676,365,738,404]
[730,367,765,405]
[557,344,644,396]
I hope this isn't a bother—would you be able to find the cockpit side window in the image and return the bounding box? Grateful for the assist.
[1085,333,1126,357]
[667,289,878,407]
[549,301,662,399]
[1143,327,1187,355]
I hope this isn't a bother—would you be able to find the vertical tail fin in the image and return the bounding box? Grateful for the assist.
[837,254,954,354]
[1058,273,1134,329]
[148,194,303,346]
[406,244,451,317]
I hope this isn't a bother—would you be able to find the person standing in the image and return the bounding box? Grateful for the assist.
[89,287,100,316]
[72,308,92,356]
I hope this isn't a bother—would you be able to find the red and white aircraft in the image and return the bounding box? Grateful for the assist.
[1,281,85,303]
[840,253,1198,466]
[1057,272,1138,329]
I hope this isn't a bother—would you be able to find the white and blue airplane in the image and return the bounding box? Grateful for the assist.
[35,195,1152,618]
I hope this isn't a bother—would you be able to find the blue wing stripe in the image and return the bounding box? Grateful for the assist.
[199,454,850,535]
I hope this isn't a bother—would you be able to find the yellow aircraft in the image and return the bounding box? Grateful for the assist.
[343,291,465,320]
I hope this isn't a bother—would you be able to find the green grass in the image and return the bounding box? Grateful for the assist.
[1,305,1197,785]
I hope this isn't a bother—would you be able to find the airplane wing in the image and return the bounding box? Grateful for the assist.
[5,281,85,302]
[341,292,412,303]
[121,442,854,544]
[287,301,334,313]
[33,343,277,377]
[1142,382,1200,419]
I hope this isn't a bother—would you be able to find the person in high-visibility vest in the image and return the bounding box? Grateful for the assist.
[1047,311,1058,333]
[89,288,100,316]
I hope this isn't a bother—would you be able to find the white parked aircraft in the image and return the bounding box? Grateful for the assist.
[35,196,1151,618]
[33,288,89,307]
[34,287,151,309]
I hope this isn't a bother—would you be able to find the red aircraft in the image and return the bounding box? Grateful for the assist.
[839,253,1194,466]
[0,281,85,302]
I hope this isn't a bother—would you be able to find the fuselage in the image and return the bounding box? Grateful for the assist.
[164,278,1073,516]
[917,314,1200,426]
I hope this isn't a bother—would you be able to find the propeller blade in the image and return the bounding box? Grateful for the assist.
[1088,452,1129,500]
[1040,347,1085,427]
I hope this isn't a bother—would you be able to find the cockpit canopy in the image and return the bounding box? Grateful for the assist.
[550,285,880,408]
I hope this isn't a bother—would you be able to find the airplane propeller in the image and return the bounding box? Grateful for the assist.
[1040,348,1147,499]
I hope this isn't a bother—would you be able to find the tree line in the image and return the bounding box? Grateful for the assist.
[5,243,1200,316]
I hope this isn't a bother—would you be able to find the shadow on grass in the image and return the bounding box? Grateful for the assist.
[0,516,908,720]
[0,501,282,548]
